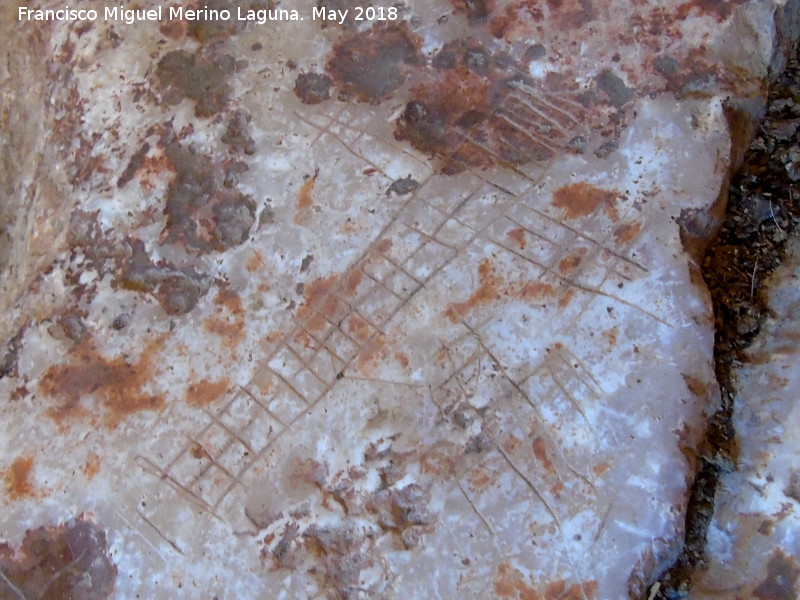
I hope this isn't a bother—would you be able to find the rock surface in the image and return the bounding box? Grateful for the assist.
[0,1,797,599]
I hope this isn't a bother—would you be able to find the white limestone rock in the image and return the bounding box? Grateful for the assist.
[0,1,797,598]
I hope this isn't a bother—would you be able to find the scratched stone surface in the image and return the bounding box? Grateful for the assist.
[0,1,798,599]
[693,234,800,600]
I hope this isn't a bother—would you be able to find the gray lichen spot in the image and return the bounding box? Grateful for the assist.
[156,50,235,117]
[294,72,334,105]
[596,69,635,108]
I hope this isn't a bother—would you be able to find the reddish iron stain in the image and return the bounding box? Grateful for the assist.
[356,335,389,375]
[552,182,617,219]
[445,259,501,321]
[507,227,527,249]
[419,441,458,477]
[395,352,409,368]
[203,287,245,347]
[4,456,35,500]
[82,452,101,481]
[593,462,610,476]
[186,378,229,408]
[602,327,618,346]
[346,314,373,343]
[521,282,556,299]
[558,254,582,275]
[532,437,556,475]
[614,221,642,244]
[470,467,492,490]
[39,335,167,428]
[294,170,319,224]
[495,563,590,600]
[558,288,577,308]
[0,515,117,600]
[327,23,422,102]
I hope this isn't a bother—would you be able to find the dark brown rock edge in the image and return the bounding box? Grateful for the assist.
[649,37,800,600]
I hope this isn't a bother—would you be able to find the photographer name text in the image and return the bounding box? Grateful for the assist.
[18,5,399,25]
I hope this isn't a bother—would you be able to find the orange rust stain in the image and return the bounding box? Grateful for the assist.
[532,437,555,475]
[190,441,211,460]
[521,282,556,299]
[375,239,393,253]
[552,183,617,219]
[246,251,265,273]
[186,378,229,408]
[593,462,610,477]
[494,563,544,600]
[82,452,101,480]
[296,268,367,332]
[503,435,523,454]
[602,327,618,346]
[469,467,492,490]
[297,172,317,208]
[420,442,457,477]
[494,563,517,598]
[203,288,245,347]
[294,170,319,224]
[558,289,576,308]
[357,335,388,375]
[518,583,541,600]
[346,315,373,343]
[558,254,582,275]
[614,221,642,244]
[395,352,409,368]
[4,456,35,500]
[344,269,364,298]
[445,259,501,322]
[40,335,167,428]
[544,581,566,599]
[507,227,527,249]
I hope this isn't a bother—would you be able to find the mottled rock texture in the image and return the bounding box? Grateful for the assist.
[0,1,798,599]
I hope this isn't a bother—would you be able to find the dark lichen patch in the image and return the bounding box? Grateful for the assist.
[118,241,212,316]
[545,0,596,29]
[753,550,800,600]
[161,140,256,253]
[187,0,270,42]
[156,50,235,117]
[117,141,151,188]
[40,332,167,428]
[596,69,635,108]
[0,515,116,600]
[386,175,419,197]
[222,111,256,155]
[450,0,494,22]
[294,72,333,105]
[326,23,422,103]
[0,326,26,380]
[394,41,590,173]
